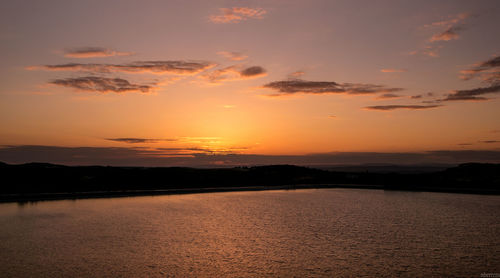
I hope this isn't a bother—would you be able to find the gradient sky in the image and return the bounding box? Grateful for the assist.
[1,0,500,166]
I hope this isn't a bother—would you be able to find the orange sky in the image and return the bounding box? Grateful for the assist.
[0,0,499,165]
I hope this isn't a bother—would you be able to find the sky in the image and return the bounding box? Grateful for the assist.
[1,0,500,166]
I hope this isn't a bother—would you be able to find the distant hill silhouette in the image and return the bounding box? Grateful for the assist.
[0,162,499,201]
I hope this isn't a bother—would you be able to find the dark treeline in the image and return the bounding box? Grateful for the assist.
[1,162,499,198]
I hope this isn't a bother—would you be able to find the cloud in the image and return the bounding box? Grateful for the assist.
[460,55,500,81]
[64,47,134,58]
[210,7,267,24]
[262,79,403,96]
[411,13,470,57]
[201,65,266,84]
[217,51,248,61]
[429,26,464,42]
[240,66,266,77]
[365,105,442,111]
[411,92,434,99]
[376,93,402,99]
[444,82,500,101]
[28,61,216,75]
[380,69,407,73]
[458,143,473,146]
[479,140,500,144]
[445,55,500,101]
[106,138,178,144]
[424,13,470,28]
[50,76,154,93]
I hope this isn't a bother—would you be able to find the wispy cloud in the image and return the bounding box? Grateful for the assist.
[63,47,134,58]
[424,13,470,28]
[201,65,266,84]
[262,79,403,96]
[210,7,267,24]
[429,26,464,42]
[28,61,216,75]
[376,93,402,99]
[288,71,305,78]
[412,13,470,57]
[380,69,407,73]
[460,55,500,81]
[50,76,154,93]
[217,51,248,61]
[365,105,442,111]
[445,54,500,101]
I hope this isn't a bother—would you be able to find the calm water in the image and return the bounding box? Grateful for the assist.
[0,189,499,277]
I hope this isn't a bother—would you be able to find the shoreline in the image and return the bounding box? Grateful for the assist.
[1,184,499,203]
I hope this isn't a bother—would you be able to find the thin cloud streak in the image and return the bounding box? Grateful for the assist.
[64,47,134,58]
[380,69,407,73]
[365,105,442,111]
[479,140,500,144]
[28,61,216,75]
[106,138,178,144]
[50,76,154,93]
[263,79,403,96]
[376,93,401,99]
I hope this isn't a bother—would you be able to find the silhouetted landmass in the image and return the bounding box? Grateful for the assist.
[0,162,499,202]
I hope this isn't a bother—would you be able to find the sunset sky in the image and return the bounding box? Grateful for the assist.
[1,0,499,166]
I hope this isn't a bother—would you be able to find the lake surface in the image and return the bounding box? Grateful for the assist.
[0,189,499,277]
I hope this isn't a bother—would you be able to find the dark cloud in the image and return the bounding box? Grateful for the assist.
[411,92,434,99]
[50,76,154,93]
[365,105,442,111]
[448,55,500,101]
[201,65,266,84]
[263,79,403,96]
[106,138,177,144]
[28,61,216,75]
[64,47,133,58]
[1,145,499,166]
[240,66,266,77]
[460,55,500,81]
[443,84,500,101]
[479,140,500,144]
